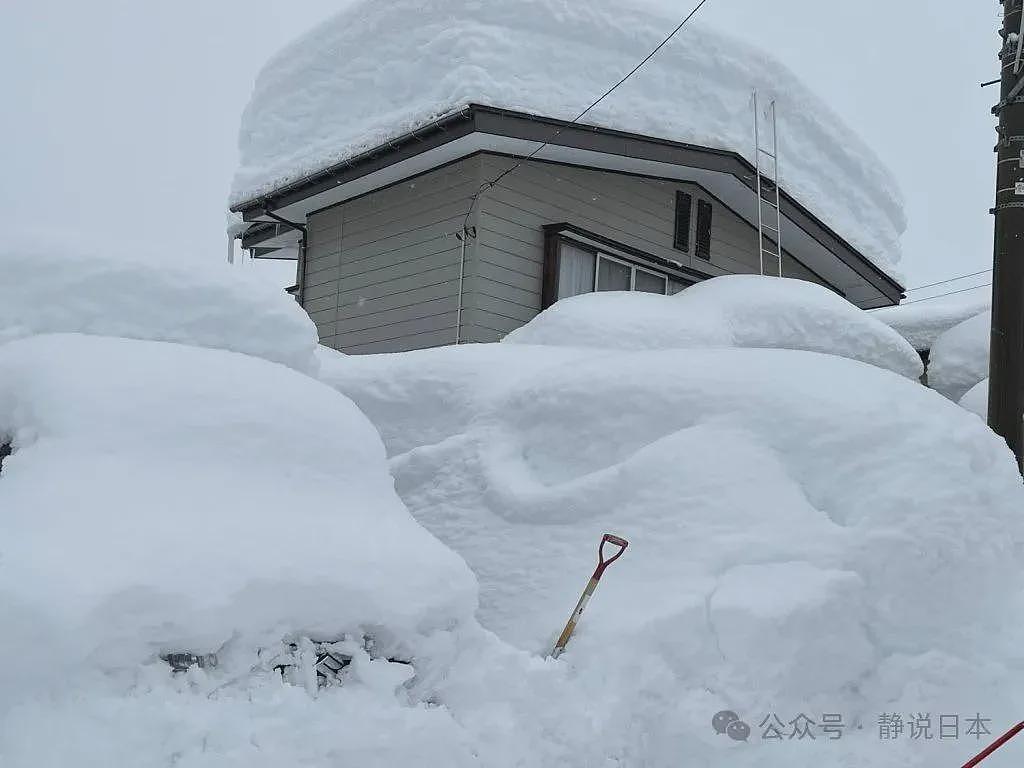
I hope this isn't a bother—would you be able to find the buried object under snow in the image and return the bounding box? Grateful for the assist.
[0,332,477,701]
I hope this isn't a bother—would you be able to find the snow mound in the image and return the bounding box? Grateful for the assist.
[871,298,989,352]
[504,275,923,379]
[960,378,988,419]
[231,0,905,278]
[929,310,990,401]
[321,342,1024,744]
[0,333,476,696]
[0,249,317,374]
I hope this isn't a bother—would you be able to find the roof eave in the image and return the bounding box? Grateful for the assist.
[231,102,905,299]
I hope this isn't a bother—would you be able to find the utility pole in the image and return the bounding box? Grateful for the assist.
[989,0,1024,472]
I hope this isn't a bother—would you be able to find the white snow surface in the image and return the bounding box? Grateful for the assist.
[960,378,989,419]
[871,298,989,352]
[320,341,1024,766]
[0,334,477,692]
[231,0,906,279]
[0,248,318,374]
[504,275,923,379]
[8,250,1024,767]
[929,310,991,401]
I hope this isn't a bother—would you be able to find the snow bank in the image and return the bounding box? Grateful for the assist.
[0,333,476,697]
[504,275,923,379]
[960,378,988,419]
[0,249,318,374]
[929,310,991,401]
[231,0,905,278]
[871,298,989,352]
[320,341,1024,764]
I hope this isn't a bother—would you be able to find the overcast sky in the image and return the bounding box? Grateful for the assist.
[0,0,998,302]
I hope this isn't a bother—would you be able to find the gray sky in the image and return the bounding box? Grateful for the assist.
[0,0,998,302]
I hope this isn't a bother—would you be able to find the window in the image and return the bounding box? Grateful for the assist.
[557,243,596,299]
[597,255,631,291]
[695,199,713,260]
[673,191,692,252]
[548,236,693,302]
[634,268,667,294]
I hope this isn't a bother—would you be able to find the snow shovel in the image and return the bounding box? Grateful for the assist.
[550,533,628,658]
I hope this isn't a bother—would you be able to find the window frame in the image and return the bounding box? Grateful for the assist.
[542,225,699,308]
[633,265,669,294]
[595,252,634,292]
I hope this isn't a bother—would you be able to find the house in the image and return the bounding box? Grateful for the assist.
[229,0,907,355]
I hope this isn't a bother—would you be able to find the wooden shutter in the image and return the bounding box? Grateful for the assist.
[673,192,692,252]
[695,200,713,260]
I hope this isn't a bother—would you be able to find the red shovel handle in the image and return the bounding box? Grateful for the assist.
[961,721,1024,768]
[594,533,628,578]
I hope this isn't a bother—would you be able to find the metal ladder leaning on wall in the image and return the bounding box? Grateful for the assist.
[753,90,783,277]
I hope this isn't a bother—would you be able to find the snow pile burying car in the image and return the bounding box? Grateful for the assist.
[2,251,1024,766]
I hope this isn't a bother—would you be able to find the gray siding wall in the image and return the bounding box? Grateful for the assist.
[303,153,840,352]
[302,157,481,354]
[464,155,828,343]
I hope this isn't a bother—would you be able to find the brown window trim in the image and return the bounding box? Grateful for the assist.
[541,223,704,309]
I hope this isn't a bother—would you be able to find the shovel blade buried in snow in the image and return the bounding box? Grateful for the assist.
[550,533,628,658]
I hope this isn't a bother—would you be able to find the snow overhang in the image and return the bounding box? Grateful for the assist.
[232,105,905,307]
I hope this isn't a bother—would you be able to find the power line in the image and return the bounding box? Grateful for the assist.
[901,282,992,305]
[460,0,714,231]
[905,268,992,293]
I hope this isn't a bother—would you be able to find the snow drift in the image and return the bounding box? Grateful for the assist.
[872,298,989,352]
[929,310,991,401]
[504,275,923,379]
[320,340,1024,765]
[960,378,989,419]
[0,334,477,691]
[6,244,1024,767]
[231,0,905,278]
[0,248,318,374]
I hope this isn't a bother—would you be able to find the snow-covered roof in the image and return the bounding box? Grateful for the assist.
[231,0,906,281]
[870,297,990,352]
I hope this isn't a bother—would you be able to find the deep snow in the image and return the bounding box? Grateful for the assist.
[231,0,906,279]
[503,275,923,379]
[0,334,477,710]
[872,298,989,353]
[320,340,1024,766]
[928,310,991,402]
[0,248,319,374]
[961,378,989,419]
[4,250,1024,767]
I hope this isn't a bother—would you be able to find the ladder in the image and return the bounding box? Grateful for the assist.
[753,90,783,277]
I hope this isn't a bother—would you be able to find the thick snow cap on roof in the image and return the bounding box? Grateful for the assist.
[231,0,905,279]
[504,275,924,379]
